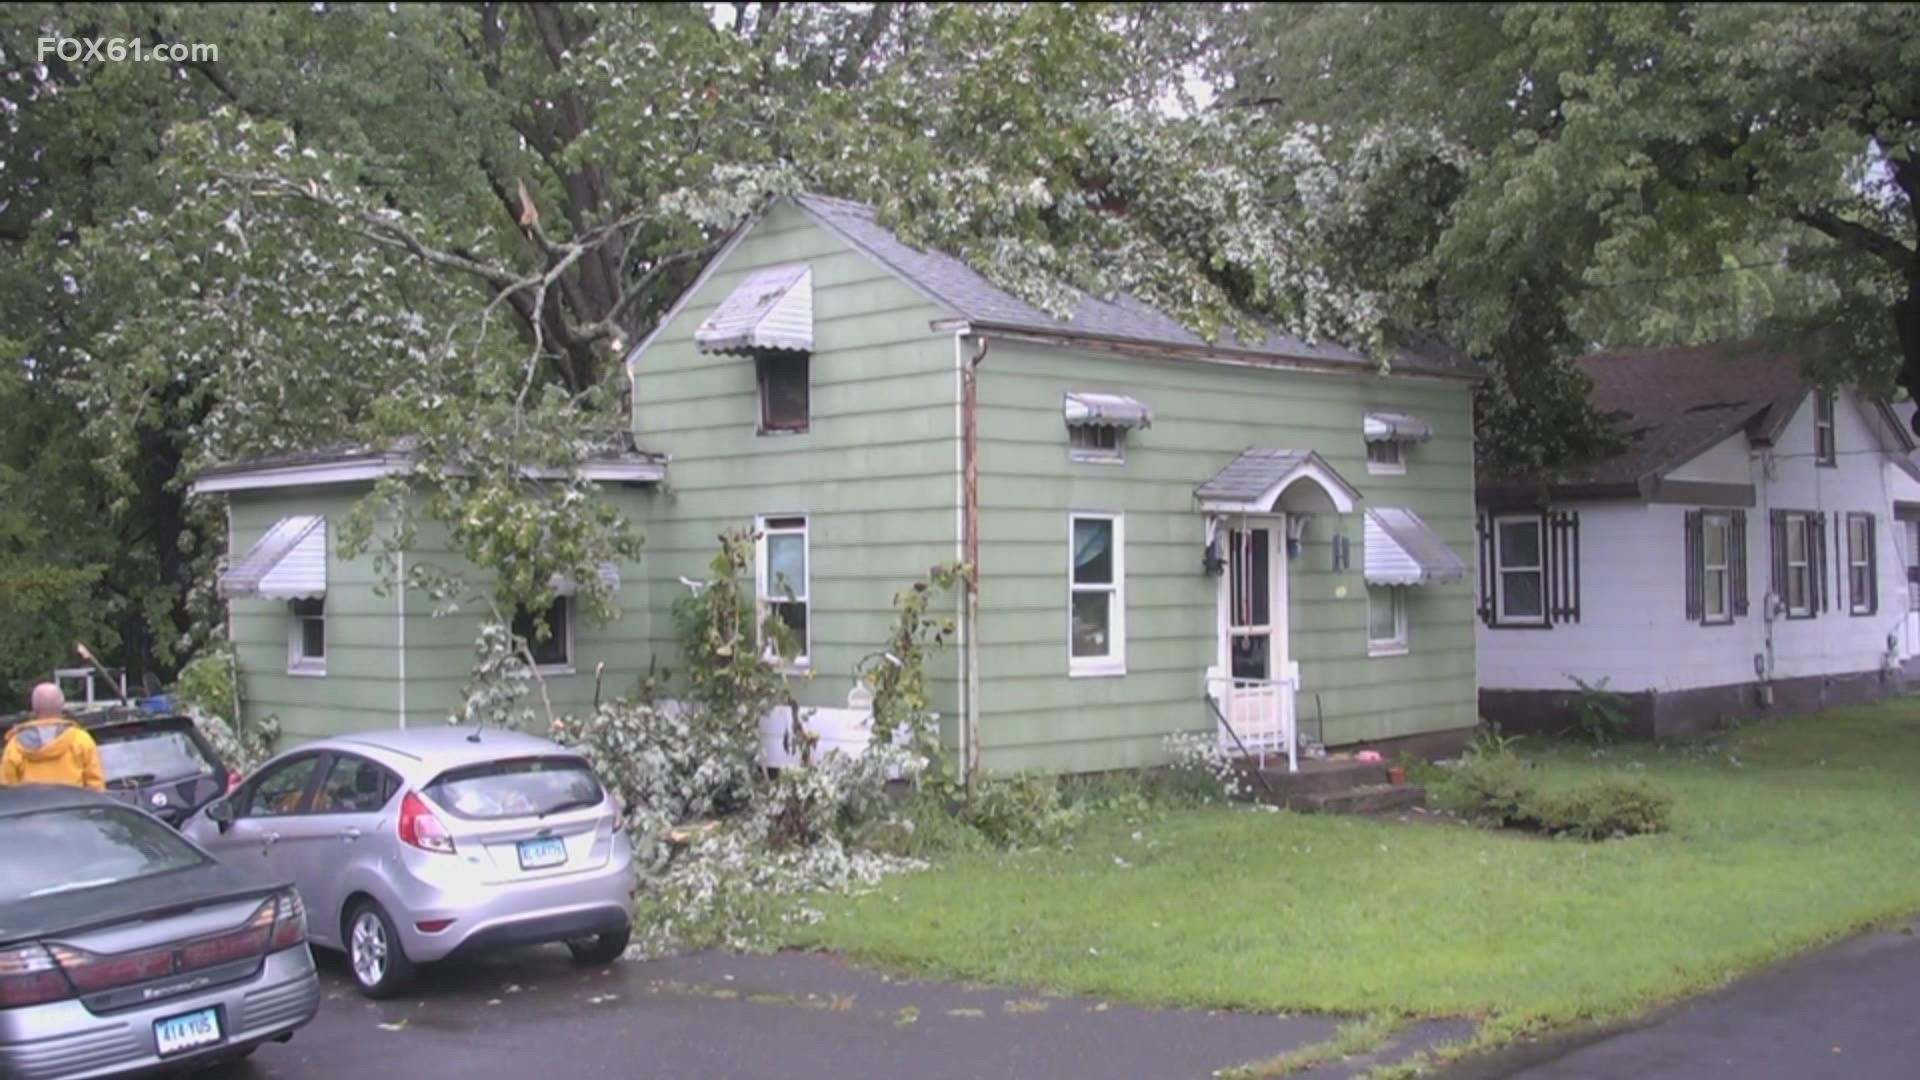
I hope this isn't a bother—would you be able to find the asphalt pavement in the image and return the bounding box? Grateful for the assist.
[1440,919,1920,1080]
[205,947,1468,1080]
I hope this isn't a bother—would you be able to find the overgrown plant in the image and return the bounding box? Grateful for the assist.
[172,644,279,771]
[672,529,804,758]
[857,561,970,793]
[1563,675,1631,745]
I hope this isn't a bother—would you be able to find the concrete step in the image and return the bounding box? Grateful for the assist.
[1286,783,1426,815]
[1240,758,1389,797]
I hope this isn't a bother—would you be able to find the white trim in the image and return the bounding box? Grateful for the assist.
[190,455,665,495]
[1366,584,1409,657]
[755,513,812,671]
[1216,517,1291,693]
[287,598,327,677]
[1783,512,1813,616]
[1701,511,1734,625]
[395,546,407,729]
[1492,515,1547,626]
[1068,512,1126,677]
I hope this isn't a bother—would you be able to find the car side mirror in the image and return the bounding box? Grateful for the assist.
[208,798,236,832]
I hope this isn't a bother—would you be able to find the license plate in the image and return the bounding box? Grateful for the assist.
[155,1006,222,1057]
[517,837,568,870]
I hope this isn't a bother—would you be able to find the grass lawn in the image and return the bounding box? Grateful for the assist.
[785,700,1920,1029]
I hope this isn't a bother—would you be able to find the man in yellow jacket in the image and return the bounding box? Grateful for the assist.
[1,683,106,790]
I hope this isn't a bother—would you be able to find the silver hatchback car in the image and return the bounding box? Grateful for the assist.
[183,727,633,998]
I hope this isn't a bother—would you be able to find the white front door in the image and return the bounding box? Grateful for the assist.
[1216,520,1292,759]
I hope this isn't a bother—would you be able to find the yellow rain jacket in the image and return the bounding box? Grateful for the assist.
[1,716,107,791]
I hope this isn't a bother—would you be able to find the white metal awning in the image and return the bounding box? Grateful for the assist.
[1364,508,1466,586]
[221,516,327,599]
[1063,391,1153,429]
[1195,449,1361,515]
[694,263,813,355]
[1363,411,1434,443]
[549,563,622,596]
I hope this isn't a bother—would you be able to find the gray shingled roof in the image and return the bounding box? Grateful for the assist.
[792,194,1475,379]
[1195,449,1316,502]
[1478,342,1810,499]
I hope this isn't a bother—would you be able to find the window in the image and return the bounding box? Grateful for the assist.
[1813,391,1836,466]
[1848,512,1877,616]
[512,596,573,670]
[1783,512,1814,617]
[1069,424,1125,463]
[425,756,604,821]
[1493,516,1545,624]
[756,515,810,666]
[1906,520,1920,613]
[1069,513,1124,675]
[1366,585,1407,656]
[241,755,322,818]
[2,806,207,903]
[756,352,809,433]
[288,597,325,675]
[314,755,399,815]
[1686,510,1746,625]
[1365,439,1405,476]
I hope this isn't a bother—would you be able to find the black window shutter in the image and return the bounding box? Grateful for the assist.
[1865,515,1879,615]
[1814,512,1830,613]
[1546,511,1581,624]
[1684,510,1704,622]
[1476,513,1496,627]
[1769,509,1787,602]
[1730,510,1749,617]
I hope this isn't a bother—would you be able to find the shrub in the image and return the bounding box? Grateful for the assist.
[1532,775,1673,840]
[1440,749,1535,827]
[1161,730,1254,803]
[962,774,1080,848]
[1563,675,1632,744]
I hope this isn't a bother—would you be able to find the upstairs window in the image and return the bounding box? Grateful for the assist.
[757,352,810,434]
[288,598,326,675]
[1365,440,1404,474]
[512,596,574,670]
[1814,391,1836,466]
[1069,424,1125,463]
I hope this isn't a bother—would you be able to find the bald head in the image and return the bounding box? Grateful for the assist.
[29,683,65,717]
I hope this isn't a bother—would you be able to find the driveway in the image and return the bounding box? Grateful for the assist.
[208,947,1469,1080]
[1442,919,1920,1080]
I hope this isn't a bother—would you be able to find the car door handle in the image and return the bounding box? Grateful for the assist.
[342,827,362,842]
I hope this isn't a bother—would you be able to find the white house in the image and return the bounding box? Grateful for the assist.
[1477,342,1920,737]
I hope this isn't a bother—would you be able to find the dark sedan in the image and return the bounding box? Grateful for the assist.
[0,784,319,1079]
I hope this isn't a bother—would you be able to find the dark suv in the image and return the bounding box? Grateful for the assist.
[3,707,236,827]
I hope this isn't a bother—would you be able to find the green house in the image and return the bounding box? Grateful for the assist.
[194,195,1481,774]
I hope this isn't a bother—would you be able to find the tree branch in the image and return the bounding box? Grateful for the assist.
[1794,207,1916,274]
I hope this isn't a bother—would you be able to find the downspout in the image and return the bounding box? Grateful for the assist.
[961,335,989,790]
[396,547,407,729]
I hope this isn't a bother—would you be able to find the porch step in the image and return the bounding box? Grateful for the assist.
[1287,783,1426,815]
[1240,757,1389,798]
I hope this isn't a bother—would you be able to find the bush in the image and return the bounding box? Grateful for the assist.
[962,774,1080,848]
[1532,775,1673,840]
[1441,749,1535,827]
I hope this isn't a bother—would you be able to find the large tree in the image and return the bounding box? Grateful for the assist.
[1235,2,1920,460]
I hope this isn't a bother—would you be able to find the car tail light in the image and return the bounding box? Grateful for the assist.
[269,889,307,950]
[227,769,243,793]
[398,791,456,854]
[0,944,71,1008]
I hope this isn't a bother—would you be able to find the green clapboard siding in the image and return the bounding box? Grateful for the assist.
[226,487,654,746]
[971,340,1478,774]
[221,200,1478,776]
[630,201,964,719]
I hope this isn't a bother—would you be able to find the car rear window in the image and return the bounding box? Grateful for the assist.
[95,726,219,786]
[424,756,604,821]
[0,806,208,902]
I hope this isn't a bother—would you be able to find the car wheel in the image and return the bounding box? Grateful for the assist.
[566,926,632,965]
[346,900,416,999]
